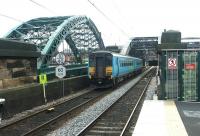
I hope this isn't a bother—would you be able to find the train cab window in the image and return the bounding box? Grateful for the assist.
[106,55,112,66]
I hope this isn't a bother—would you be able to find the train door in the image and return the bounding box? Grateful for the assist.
[96,57,105,78]
[117,58,119,76]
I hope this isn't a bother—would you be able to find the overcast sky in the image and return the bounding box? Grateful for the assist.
[0,0,200,46]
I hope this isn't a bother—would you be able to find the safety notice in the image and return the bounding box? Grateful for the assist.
[168,58,177,69]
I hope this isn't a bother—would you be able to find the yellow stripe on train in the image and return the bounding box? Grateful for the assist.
[106,66,112,75]
[89,67,95,75]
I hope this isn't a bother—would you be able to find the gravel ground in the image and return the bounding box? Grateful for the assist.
[47,69,151,136]
[145,75,160,100]
[0,87,93,127]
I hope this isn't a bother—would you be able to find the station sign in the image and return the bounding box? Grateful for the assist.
[185,64,196,70]
[168,58,177,69]
[55,53,65,65]
[55,65,66,78]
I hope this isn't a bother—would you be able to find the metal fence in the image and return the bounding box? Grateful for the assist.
[183,51,197,101]
[159,49,200,101]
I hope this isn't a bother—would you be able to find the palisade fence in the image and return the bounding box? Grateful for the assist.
[159,49,200,101]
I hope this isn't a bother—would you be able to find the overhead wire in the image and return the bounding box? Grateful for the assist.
[0,0,57,27]
[29,0,57,15]
[0,13,35,27]
[87,0,130,38]
[111,0,133,33]
[2,0,121,44]
[0,13,23,22]
[0,0,58,29]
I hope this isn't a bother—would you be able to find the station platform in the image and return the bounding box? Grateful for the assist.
[176,101,200,136]
[133,100,188,136]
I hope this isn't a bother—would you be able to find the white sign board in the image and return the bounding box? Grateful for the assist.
[168,58,177,69]
[55,65,66,78]
[56,53,65,65]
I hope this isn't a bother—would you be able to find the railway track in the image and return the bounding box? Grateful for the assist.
[0,67,155,136]
[78,68,156,136]
[0,87,113,136]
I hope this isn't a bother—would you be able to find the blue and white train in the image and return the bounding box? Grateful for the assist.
[88,51,143,87]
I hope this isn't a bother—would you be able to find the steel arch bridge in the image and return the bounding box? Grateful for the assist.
[126,37,158,65]
[4,16,105,69]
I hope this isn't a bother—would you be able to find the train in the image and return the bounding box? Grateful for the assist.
[88,51,143,87]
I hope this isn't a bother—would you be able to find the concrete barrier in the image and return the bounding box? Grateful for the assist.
[0,75,89,119]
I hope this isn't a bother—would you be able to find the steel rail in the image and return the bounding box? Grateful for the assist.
[22,93,103,136]
[0,87,94,129]
[77,68,154,136]
[120,72,154,136]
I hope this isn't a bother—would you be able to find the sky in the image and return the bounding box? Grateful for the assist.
[0,0,200,46]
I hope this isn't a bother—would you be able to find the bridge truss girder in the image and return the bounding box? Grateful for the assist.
[127,37,158,61]
[4,16,105,69]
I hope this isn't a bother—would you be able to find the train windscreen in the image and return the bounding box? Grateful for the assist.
[106,55,112,66]
[89,54,95,67]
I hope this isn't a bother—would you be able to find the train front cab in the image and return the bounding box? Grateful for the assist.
[88,52,113,87]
